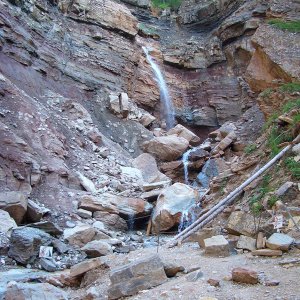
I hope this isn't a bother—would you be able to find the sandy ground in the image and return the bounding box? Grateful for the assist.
[70,237,300,300]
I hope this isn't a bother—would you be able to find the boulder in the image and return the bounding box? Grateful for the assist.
[40,258,58,272]
[4,282,68,300]
[0,209,17,236]
[26,200,50,222]
[212,131,237,154]
[167,124,200,146]
[0,232,10,255]
[93,211,128,231]
[142,135,189,162]
[77,208,92,219]
[163,262,184,277]
[60,0,138,37]
[8,227,52,264]
[236,235,256,251]
[76,172,97,193]
[63,224,96,247]
[26,221,63,236]
[251,249,283,257]
[232,268,259,284]
[133,153,170,184]
[193,227,221,248]
[108,254,167,299]
[266,233,294,251]
[185,270,204,282]
[151,183,199,232]
[275,182,298,201]
[70,257,107,278]
[79,194,153,217]
[0,191,28,224]
[204,235,230,257]
[81,240,112,257]
[226,211,256,236]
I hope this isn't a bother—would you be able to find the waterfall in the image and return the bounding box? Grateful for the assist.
[127,213,135,231]
[142,46,175,130]
[182,147,199,184]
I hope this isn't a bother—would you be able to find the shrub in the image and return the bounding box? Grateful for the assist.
[285,158,300,180]
[244,144,257,154]
[268,19,300,33]
[279,82,300,93]
[151,0,182,10]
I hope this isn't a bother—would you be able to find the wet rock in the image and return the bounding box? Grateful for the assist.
[226,211,256,236]
[81,240,112,258]
[204,235,230,257]
[70,257,107,278]
[0,209,17,236]
[151,183,199,232]
[8,227,52,265]
[93,211,128,231]
[142,135,189,162]
[26,200,50,222]
[40,258,58,272]
[167,124,200,146]
[237,235,256,251]
[108,254,167,299]
[77,209,93,219]
[251,249,283,257]
[0,191,28,224]
[197,158,231,188]
[4,282,68,300]
[63,224,96,247]
[163,262,184,277]
[133,153,170,184]
[232,268,259,284]
[266,233,294,251]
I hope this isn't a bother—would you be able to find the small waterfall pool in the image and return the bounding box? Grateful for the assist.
[142,46,175,130]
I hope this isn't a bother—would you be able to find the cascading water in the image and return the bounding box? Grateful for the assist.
[182,147,199,185]
[127,213,135,231]
[142,46,175,130]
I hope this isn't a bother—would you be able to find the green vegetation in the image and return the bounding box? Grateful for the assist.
[260,88,273,98]
[268,19,300,33]
[249,175,272,215]
[279,82,300,93]
[151,0,182,10]
[244,144,257,155]
[282,98,300,113]
[138,23,159,37]
[284,157,300,180]
[267,127,293,157]
[267,194,279,208]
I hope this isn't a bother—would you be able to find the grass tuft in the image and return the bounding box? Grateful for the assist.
[268,19,300,33]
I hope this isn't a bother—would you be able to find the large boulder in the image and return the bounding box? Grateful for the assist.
[81,240,113,257]
[4,282,68,300]
[167,124,200,146]
[151,183,199,232]
[133,153,171,184]
[0,191,28,224]
[142,135,189,162]
[0,209,17,236]
[59,0,138,37]
[8,227,52,265]
[79,194,153,217]
[226,211,256,237]
[266,233,294,251]
[204,235,230,257]
[108,255,167,299]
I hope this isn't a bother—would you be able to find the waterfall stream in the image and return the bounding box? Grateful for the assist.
[143,46,175,130]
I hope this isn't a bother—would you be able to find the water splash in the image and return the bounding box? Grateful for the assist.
[182,147,201,184]
[178,206,198,232]
[142,46,175,129]
[127,214,135,231]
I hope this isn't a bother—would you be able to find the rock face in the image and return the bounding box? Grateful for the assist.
[8,227,52,264]
[4,282,68,300]
[151,183,199,232]
[204,235,230,257]
[0,191,28,224]
[59,0,138,37]
[108,255,168,299]
[246,24,300,92]
[142,136,189,162]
